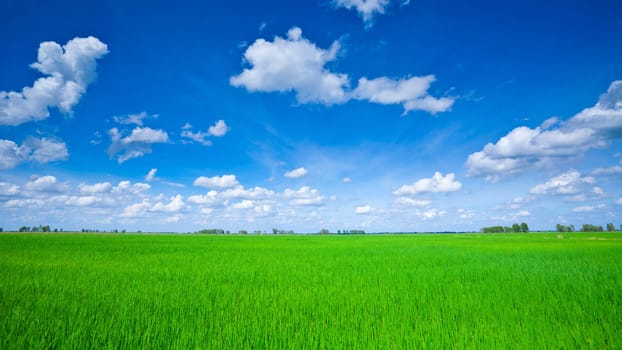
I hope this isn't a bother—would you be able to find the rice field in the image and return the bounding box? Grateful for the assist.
[1,232,621,348]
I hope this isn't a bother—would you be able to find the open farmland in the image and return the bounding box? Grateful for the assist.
[1,233,621,348]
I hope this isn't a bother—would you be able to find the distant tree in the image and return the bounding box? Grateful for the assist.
[19,226,29,232]
[239,230,248,235]
[482,226,505,233]
[337,229,341,234]
[569,225,575,232]
[512,223,521,233]
[0,228,3,232]
[319,229,330,235]
[582,224,604,232]
[606,223,615,232]
[520,222,529,233]
[556,224,564,232]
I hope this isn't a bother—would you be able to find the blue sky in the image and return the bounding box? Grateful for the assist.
[1,0,621,232]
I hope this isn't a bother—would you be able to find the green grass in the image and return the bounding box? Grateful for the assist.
[1,233,621,349]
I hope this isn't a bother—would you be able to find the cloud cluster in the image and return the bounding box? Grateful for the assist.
[0,37,108,126]
[332,0,409,27]
[393,172,462,196]
[0,137,68,169]
[352,76,454,115]
[466,81,622,180]
[231,28,452,114]
[529,170,604,202]
[107,127,169,163]
[283,186,327,206]
[181,120,230,146]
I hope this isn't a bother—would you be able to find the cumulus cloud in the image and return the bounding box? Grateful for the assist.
[0,36,108,126]
[352,75,454,114]
[0,182,19,196]
[208,120,230,137]
[24,175,58,192]
[79,182,112,194]
[230,200,255,210]
[0,137,68,169]
[284,167,308,178]
[107,127,169,163]
[355,205,373,214]
[466,80,622,180]
[283,186,326,206]
[617,198,622,205]
[333,0,409,27]
[193,175,240,189]
[181,120,229,146]
[393,172,462,196]
[231,27,451,116]
[112,180,150,194]
[231,27,349,104]
[150,194,186,213]
[530,170,595,195]
[343,177,352,183]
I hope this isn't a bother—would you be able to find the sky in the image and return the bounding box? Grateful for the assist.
[1,0,621,233]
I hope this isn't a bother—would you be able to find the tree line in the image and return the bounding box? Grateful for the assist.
[557,223,620,232]
[481,222,529,233]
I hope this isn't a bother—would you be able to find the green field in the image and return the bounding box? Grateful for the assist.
[1,233,621,349]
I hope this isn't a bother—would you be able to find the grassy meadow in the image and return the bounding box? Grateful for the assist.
[1,232,621,348]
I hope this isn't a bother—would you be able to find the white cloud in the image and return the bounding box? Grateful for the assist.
[231,27,450,116]
[283,186,326,206]
[0,182,19,196]
[113,112,152,126]
[150,194,186,213]
[417,208,447,220]
[145,168,157,182]
[572,205,594,213]
[208,120,230,137]
[466,80,622,179]
[530,170,595,195]
[120,200,150,218]
[0,36,108,126]
[107,127,169,163]
[193,175,240,189]
[332,0,399,27]
[284,167,308,178]
[592,165,622,175]
[145,168,158,182]
[112,181,150,194]
[24,175,57,192]
[355,204,373,214]
[457,208,475,219]
[352,75,454,114]
[220,186,275,200]
[394,197,431,207]
[616,198,622,205]
[230,27,349,104]
[181,120,229,145]
[188,190,220,206]
[0,137,68,169]
[230,200,255,209]
[343,177,352,183]
[79,182,112,194]
[393,172,462,196]
[0,140,22,169]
